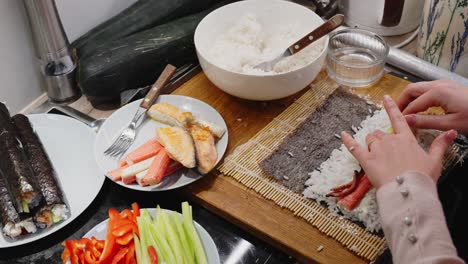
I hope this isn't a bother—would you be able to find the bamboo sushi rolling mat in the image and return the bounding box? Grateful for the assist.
[218,73,460,262]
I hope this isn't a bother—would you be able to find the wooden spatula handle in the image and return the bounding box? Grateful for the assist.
[288,14,344,55]
[140,64,177,109]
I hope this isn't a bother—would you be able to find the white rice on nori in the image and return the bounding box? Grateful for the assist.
[303,110,440,232]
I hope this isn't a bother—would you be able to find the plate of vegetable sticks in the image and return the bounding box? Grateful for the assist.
[62,202,219,264]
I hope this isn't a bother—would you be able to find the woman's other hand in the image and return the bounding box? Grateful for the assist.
[397,80,468,134]
[341,95,457,189]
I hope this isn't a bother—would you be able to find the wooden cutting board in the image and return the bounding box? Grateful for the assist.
[174,72,411,263]
[84,71,410,263]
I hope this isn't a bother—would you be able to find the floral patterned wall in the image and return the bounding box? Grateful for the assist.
[418,0,468,77]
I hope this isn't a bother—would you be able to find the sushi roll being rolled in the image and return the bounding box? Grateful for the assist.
[0,171,36,239]
[12,114,69,228]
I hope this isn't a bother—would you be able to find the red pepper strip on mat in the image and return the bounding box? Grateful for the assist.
[326,170,361,197]
[148,246,158,264]
[111,247,129,264]
[330,182,352,193]
[116,232,134,246]
[125,243,136,264]
[132,203,140,217]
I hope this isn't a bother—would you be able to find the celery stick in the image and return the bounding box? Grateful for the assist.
[134,234,143,264]
[149,222,176,263]
[173,213,195,264]
[137,214,151,264]
[182,202,208,264]
[160,209,185,264]
[151,208,177,263]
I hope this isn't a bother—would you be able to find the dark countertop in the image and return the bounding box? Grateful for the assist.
[0,179,299,264]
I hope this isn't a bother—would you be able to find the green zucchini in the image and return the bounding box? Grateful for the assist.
[72,0,223,58]
[77,11,203,107]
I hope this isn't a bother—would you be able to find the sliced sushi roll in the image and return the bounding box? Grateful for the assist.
[0,131,43,214]
[12,114,69,228]
[1,171,36,239]
[0,103,16,134]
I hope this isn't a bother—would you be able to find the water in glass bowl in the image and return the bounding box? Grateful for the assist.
[327,47,385,88]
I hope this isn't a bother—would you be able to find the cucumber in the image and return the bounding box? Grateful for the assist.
[73,0,224,58]
[77,11,202,107]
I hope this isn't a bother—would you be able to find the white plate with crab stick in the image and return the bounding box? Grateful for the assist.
[94,95,228,191]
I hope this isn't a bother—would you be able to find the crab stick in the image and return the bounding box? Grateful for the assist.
[124,138,162,165]
[106,164,129,181]
[338,175,373,211]
[141,150,171,186]
[121,156,155,179]
[136,161,182,186]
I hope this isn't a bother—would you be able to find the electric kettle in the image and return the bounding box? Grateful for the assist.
[338,0,425,36]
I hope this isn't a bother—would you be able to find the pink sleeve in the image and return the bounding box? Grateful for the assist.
[376,171,464,264]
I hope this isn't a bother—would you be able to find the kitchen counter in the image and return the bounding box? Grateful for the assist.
[3,32,467,264]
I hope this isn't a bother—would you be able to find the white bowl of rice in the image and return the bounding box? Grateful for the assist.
[194,0,328,101]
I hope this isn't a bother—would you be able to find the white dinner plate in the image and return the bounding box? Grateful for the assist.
[82,208,220,264]
[0,114,105,248]
[94,95,228,191]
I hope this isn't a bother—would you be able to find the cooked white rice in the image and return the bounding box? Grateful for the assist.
[207,14,325,75]
[303,109,441,232]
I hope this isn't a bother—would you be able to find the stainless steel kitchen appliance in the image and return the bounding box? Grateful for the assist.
[23,0,80,103]
[338,0,425,36]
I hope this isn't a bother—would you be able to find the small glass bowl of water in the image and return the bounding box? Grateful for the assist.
[326,29,389,88]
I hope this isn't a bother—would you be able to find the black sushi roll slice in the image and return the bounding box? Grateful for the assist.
[0,129,43,214]
[0,170,36,239]
[0,103,18,136]
[12,114,69,228]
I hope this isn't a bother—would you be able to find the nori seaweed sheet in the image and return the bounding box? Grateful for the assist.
[12,114,65,206]
[0,103,17,135]
[260,88,377,193]
[0,170,20,227]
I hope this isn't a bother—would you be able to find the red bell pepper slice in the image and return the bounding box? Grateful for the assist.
[85,251,100,264]
[61,245,70,264]
[99,209,118,263]
[120,209,134,221]
[110,247,129,264]
[131,203,140,217]
[125,243,135,264]
[116,232,134,246]
[112,223,135,237]
[64,240,80,264]
[148,246,158,264]
[108,208,120,221]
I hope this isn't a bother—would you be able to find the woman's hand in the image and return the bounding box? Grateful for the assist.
[396,80,468,134]
[341,95,457,189]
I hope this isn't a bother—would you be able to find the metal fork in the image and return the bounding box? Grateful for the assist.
[104,64,177,158]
